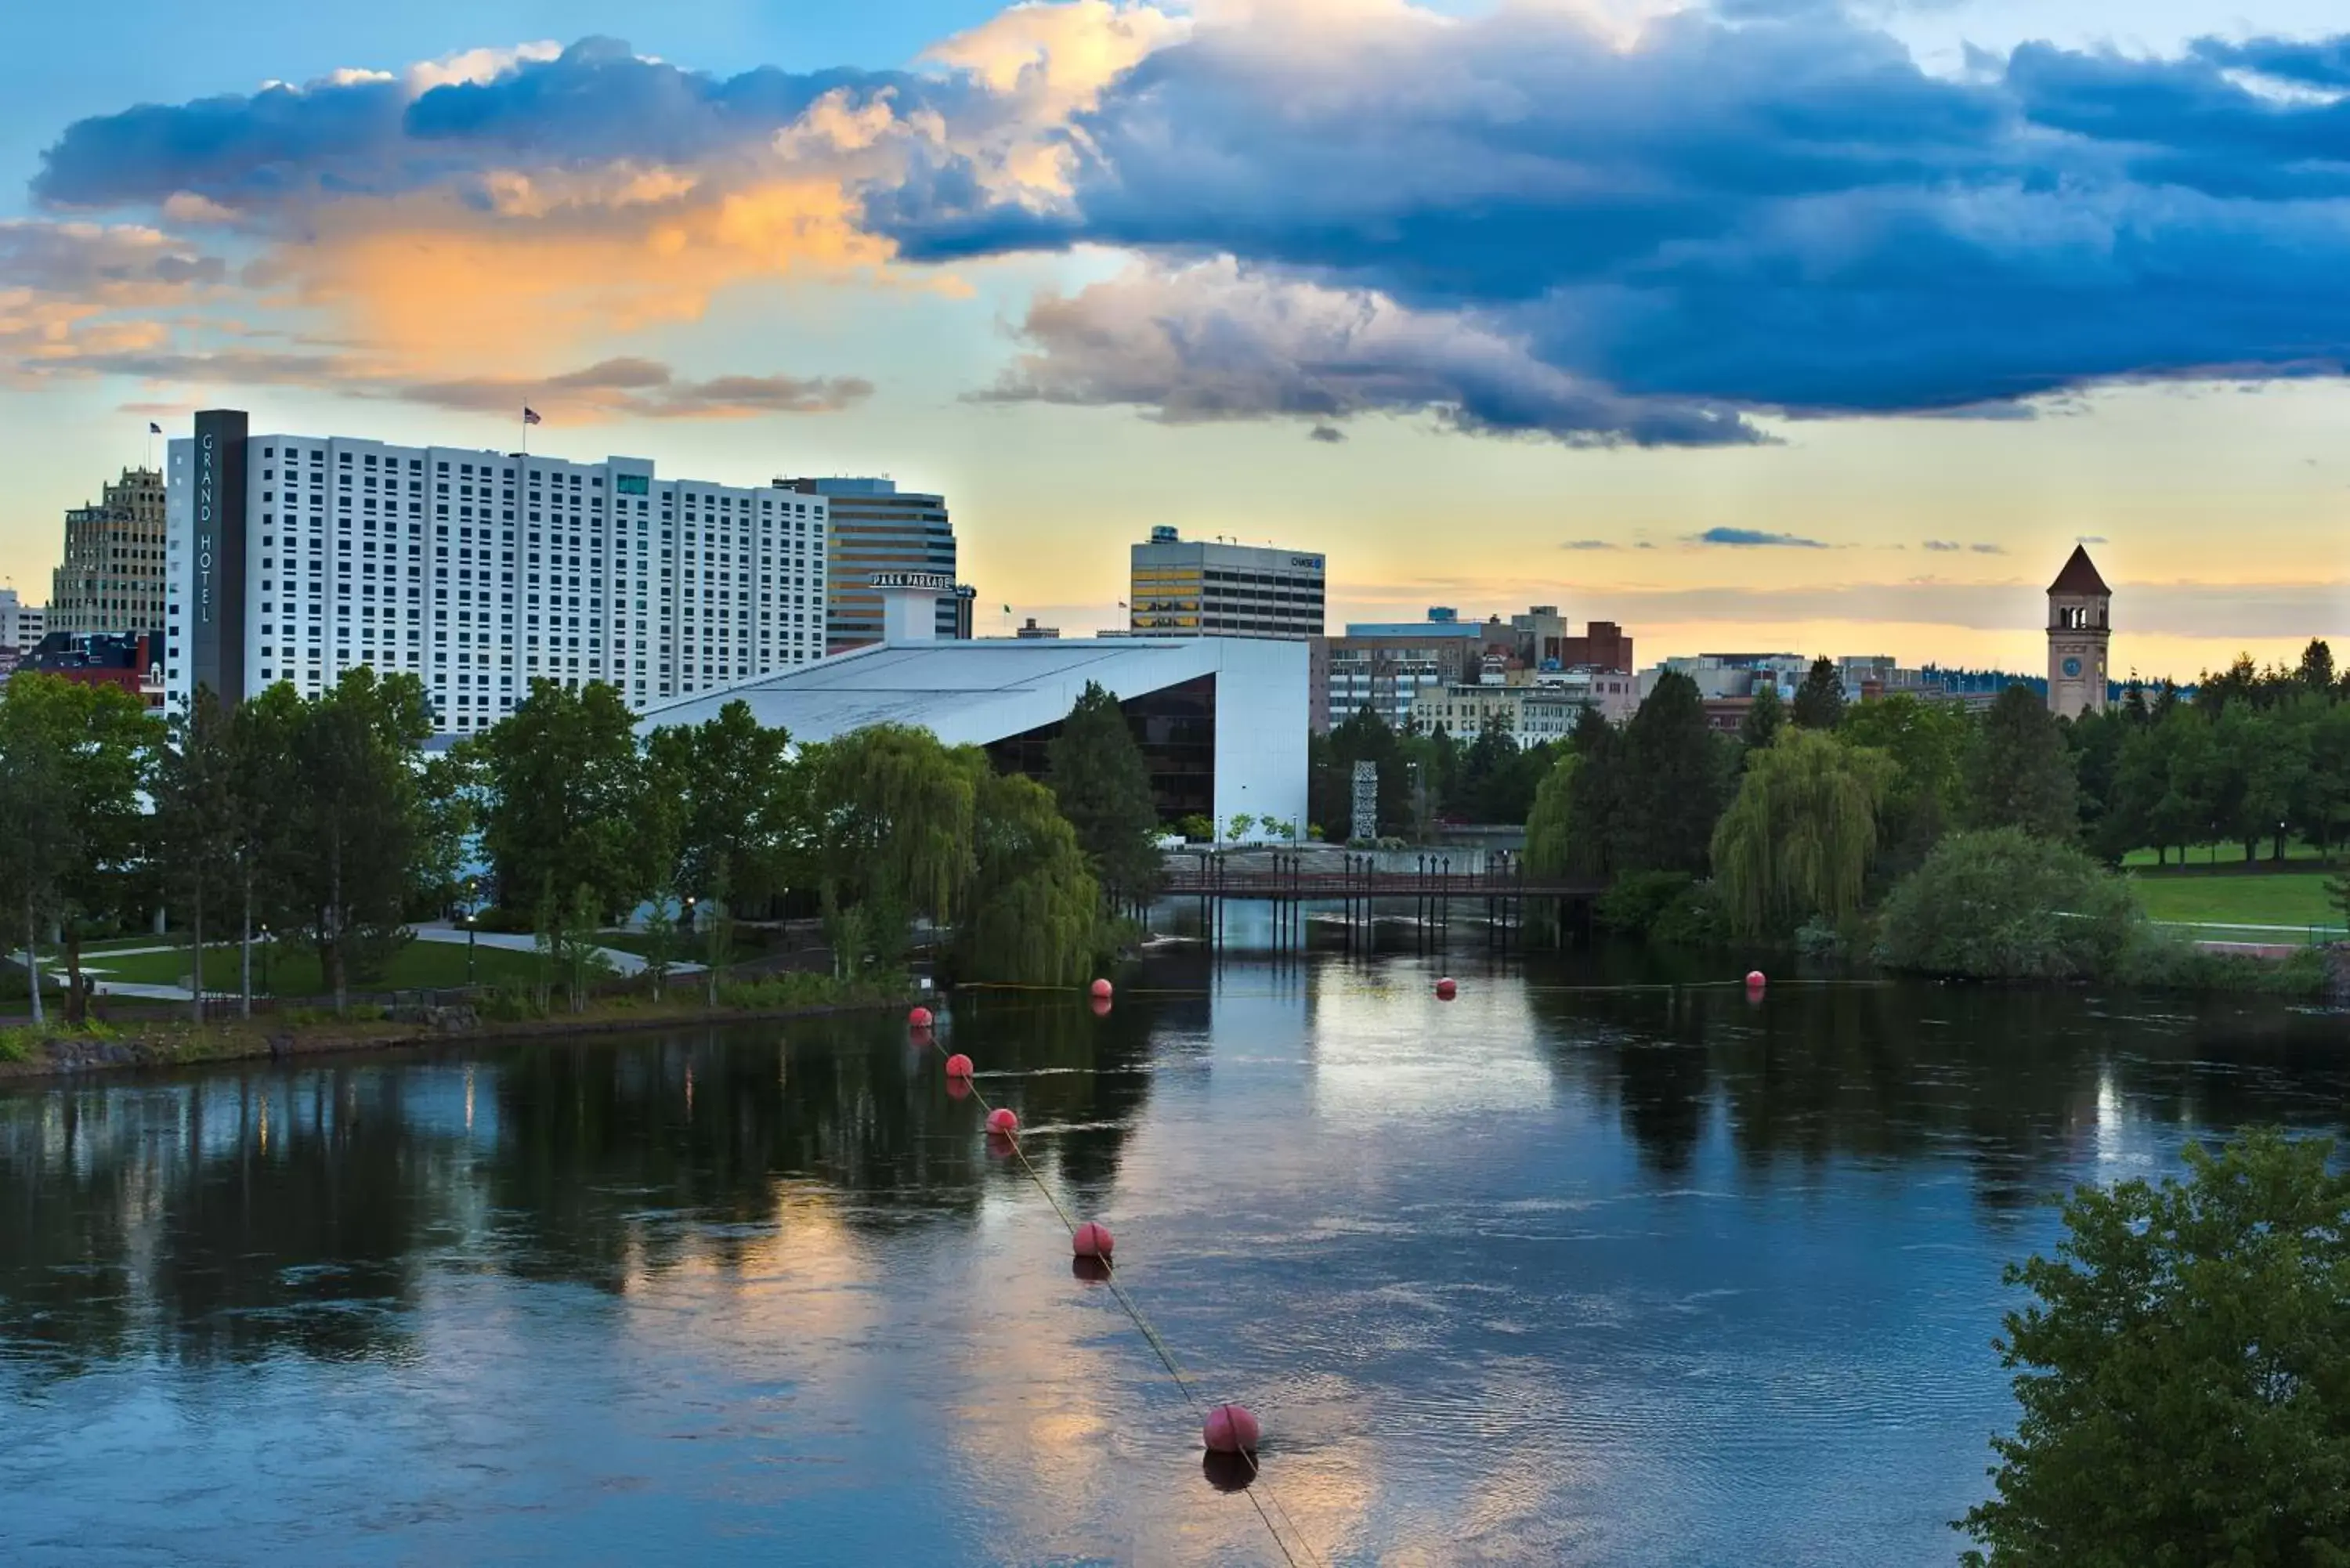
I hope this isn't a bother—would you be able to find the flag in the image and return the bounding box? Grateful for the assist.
[148,422,161,435]
[522,406,542,426]
[1117,601,1127,609]
[1002,604,1011,615]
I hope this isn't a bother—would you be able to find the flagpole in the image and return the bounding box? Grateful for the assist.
[521,406,530,459]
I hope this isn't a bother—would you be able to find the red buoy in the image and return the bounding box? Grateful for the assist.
[1436,977,1457,1000]
[1203,1403,1261,1454]
[986,1107,1019,1136]
[909,1006,935,1029]
[1090,977,1114,1000]
[1745,970,1766,990]
[1072,1221,1115,1259]
[944,1053,974,1078]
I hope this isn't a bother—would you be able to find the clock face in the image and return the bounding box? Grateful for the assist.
[2063,657,2083,678]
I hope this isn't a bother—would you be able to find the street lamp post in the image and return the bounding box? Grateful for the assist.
[259,926,270,995]
[464,878,480,988]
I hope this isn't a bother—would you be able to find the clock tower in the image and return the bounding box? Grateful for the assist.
[2046,545,2111,717]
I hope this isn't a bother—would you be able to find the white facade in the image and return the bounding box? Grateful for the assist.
[638,630,1309,842]
[0,588,42,656]
[164,428,828,732]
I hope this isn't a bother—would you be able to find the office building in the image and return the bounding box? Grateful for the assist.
[164,410,828,732]
[49,467,166,636]
[1413,681,1593,742]
[642,578,1307,837]
[0,589,42,675]
[1325,609,1483,732]
[782,477,960,652]
[1011,617,1061,640]
[1129,526,1325,640]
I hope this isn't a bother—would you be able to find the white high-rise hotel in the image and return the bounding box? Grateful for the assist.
[164,410,827,731]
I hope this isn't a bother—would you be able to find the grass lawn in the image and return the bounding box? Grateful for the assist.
[88,939,556,996]
[2122,840,2332,869]
[2128,869,2343,934]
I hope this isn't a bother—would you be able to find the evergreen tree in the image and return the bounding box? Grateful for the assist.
[1711,728,1893,937]
[474,679,660,919]
[1791,658,1846,729]
[1046,681,1164,909]
[1967,684,2078,840]
[1738,684,1784,754]
[2301,638,2337,695]
[1564,703,1627,877]
[1618,672,1726,873]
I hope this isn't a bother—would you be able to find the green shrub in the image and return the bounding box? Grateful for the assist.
[0,1028,40,1063]
[475,986,547,1022]
[1649,882,1725,947]
[1877,827,2142,981]
[1594,870,1695,936]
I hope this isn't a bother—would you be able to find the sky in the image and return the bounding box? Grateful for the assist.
[2,0,2345,679]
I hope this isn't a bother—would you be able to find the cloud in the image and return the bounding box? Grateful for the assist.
[978,258,1764,446]
[1561,538,1619,551]
[399,356,873,419]
[1922,539,1961,552]
[1694,527,1830,548]
[1971,542,2005,555]
[2077,534,2110,544]
[880,9,2350,417]
[25,11,2350,439]
[1924,538,2007,554]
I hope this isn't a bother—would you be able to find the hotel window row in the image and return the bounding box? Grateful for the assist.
[165,433,827,734]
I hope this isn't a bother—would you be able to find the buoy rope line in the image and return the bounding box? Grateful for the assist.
[916,1029,1323,1568]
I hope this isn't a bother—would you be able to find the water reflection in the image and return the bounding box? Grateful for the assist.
[0,951,2341,1565]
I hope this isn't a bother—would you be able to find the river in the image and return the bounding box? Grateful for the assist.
[1,945,2341,1566]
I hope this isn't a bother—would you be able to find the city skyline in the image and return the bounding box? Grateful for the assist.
[3,0,2346,680]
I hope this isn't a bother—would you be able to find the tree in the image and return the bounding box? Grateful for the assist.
[2299,637,2337,695]
[1876,829,2143,981]
[1047,681,1164,909]
[1840,693,1972,877]
[1960,1129,2350,1564]
[1523,751,1579,880]
[1322,707,1412,839]
[804,724,979,926]
[1791,658,1845,730]
[1738,684,1784,754]
[1619,672,1729,874]
[1564,703,1628,878]
[1711,728,1894,937]
[961,770,1102,985]
[151,690,240,1021]
[0,673,157,1022]
[645,699,798,912]
[282,669,436,1012]
[1968,684,2077,840]
[475,679,659,919]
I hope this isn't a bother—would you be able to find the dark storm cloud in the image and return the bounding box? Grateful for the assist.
[28,12,2350,440]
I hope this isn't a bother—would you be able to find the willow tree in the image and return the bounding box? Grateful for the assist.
[804,724,980,926]
[960,771,1101,985]
[1711,728,1893,937]
[1523,751,1580,879]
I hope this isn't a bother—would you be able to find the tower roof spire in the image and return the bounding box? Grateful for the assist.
[2048,544,2110,596]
